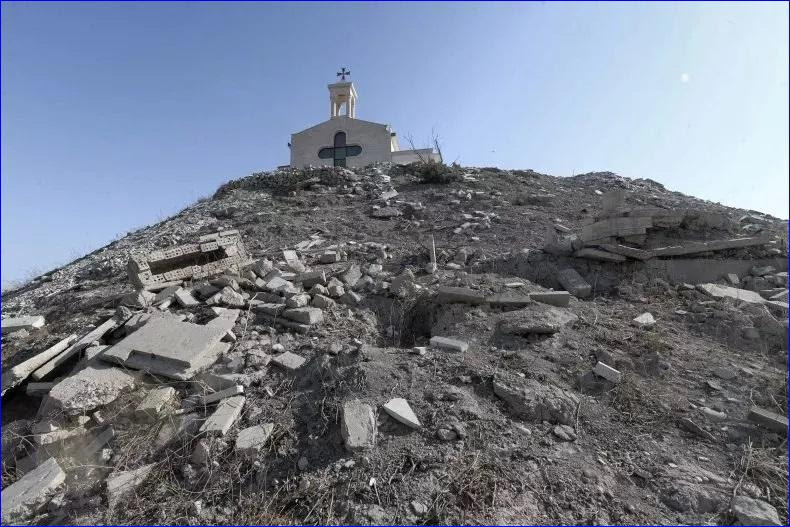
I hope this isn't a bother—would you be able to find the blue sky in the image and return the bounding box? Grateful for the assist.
[2,1,788,285]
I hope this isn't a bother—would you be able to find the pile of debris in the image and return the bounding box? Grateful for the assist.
[1,163,787,525]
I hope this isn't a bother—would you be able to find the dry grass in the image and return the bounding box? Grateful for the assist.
[734,440,788,521]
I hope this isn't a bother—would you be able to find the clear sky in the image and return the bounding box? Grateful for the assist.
[2,1,788,285]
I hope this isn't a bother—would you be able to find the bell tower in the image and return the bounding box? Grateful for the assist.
[328,67,357,119]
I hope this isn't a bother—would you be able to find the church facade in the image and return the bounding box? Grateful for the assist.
[289,72,441,169]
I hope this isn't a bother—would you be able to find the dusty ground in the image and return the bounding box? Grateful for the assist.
[1,164,787,525]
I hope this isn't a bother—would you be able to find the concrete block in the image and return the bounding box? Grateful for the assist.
[2,334,78,396]
[200,385,244,405]
[1,315,45,335]
[286,293,311,308]
[593,361,622,383]
[235,423,274,460]
[48,365,138,415]
[1,457,66,523]
[596,244,653,261]
[730,496,782,525]
[580,217,652,242]
[295,270,326,288]
[340,291,363,305]
[557,268,592,299]
[32,318,119,381]
[436,287,486,305]
[696,283,767,305]
[725,273,740,286]
[101,317,229,380]
[748,406,788,435]
[311,294,335,309]
[199,395,244,436]
[320,251,339,264]
[341,400,376,451]
[271,351,306,371]
[340,264,362,287]
[430,336,469,352]
[135,386,177,422]
[383,398,421,429]
[529,291,570,307]
[174,287,200,307]
[283,307,323,325]
[254,303,286,316]
[106,463,155,507]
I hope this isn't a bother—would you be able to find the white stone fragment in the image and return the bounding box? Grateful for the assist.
[1,457,65,523]
[383,398,421,429]
[593,361,622,384]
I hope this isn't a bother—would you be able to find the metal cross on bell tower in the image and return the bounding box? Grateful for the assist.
[336,67,351,81]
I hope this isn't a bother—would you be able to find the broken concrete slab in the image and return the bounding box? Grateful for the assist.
[47,365,138,415]
[593,361,622,383]
[200,385,244,405]
[498,303,578,335]
[207,286,245,308]
[271,351,306,371]
[339,263,362,287]
[651,236,770,258]
[235,423,274,460]
[529,291,571,308]
[155,413,201,448]
[286,293,311,308]
[341,400,376,451]
[436,286,486,305]
[493,376,578,425]
[106,463,155,507]
[573,248,626,262]
[730,496,782,526]
[199,395,244,436]
[747,406,788,435]
[135,386,177,422]
[340,291,363,305]
[486,294,532,309]
[557,268,591,299]
[383,398,421,429]
[32,318,119,381]
[1,457,66,524]
[696,283,768,305]
[725,273,740,286]
[174,287,200,307]
[2,334,78,395]
[580,216,652,242]
[295,270,326,288]
[283,307,323,325]
[311,294,335,309]
[101,317,229,380]
[1,315,45,335]
[429,336,469,352]
[597,243,653,261]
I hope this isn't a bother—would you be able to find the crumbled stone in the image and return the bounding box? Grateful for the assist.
[48,365,138,415]
[632,312,656,327]
[271,351,306,371]
[341,400,376,451]
[199,396,245,436]
[106,463,155,507]
[429,336,469,352]
[1,457,65,523]
[730,495,782,525]
[135,386,176,422]
[383,398,421,429]
[235,423,274,460]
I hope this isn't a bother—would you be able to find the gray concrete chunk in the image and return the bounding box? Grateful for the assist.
[199,395,245,436]
[235,423,274,460]
[283,307,323,325]
[271,351,306,371]
[557,268,591,298]
[1,315,45,335]
[748,406,788,435]
[2,334,77,396]
[430,336,469,352]
[383,398,421,429]
[106,463,155,507]
[1,457,65,523]
[529,291,570,307]
[341,400,376,451]
[174,287,200,307]
[135,386,176,422]
[48,365,138,415]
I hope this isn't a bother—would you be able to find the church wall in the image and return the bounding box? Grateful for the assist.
[290,117,392,168]
[391,148,442,165]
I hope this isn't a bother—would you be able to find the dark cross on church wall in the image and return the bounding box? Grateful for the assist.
[337,67,351,81]
[318,131,362,167]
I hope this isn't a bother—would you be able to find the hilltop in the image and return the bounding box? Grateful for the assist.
[1,162,787,525]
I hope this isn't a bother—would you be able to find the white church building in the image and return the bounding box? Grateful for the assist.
[289,69,442,168]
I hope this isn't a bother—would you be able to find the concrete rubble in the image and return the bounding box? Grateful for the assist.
[1,163,787,524]
[1,315,46,335]
[1,457,66,523]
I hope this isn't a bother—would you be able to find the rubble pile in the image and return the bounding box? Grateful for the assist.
[1,163,787,525]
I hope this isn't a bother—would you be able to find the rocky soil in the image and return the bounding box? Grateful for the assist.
[1,163,788,525]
